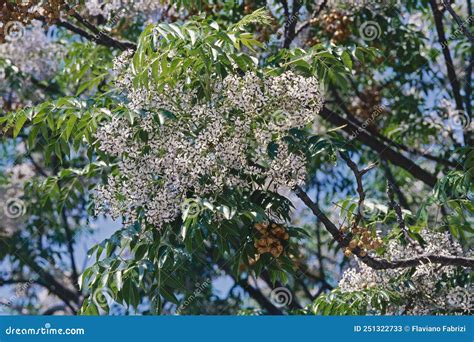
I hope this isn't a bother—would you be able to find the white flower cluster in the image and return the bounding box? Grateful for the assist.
[0,20,63,81]
[94,54,324,228]
[8,163,36,185]
[83,0,166,20]
[339,230,473,315]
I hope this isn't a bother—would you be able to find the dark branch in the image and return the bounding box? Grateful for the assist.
[340,152,377,229]
[385,180,422,249]
[208,247,283,315]
[2,242,81,308]
[464,0,473,143]
[294,186,474,270]
[42,305,69,315]
[26,154,49,178]
[283,0,303,48]
[40,13,137,51]
[61,209,79,288]
[54,19,96,41]
[381,160,410,209]
[331,89,461,170]
[442,0,473,43]
[429,0,464,111]
[67,9,136,50]
[319,106,438,187]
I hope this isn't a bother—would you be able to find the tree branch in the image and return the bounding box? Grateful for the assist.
[67,9,136,50]
[61,209,79,288]
[208,246,284,315]
[429,0,464,111]
[294,186,474,270]
[381,159,410,209]
[340,152,377,229]
[40,13,137,51]
[1,240,81,308]
[283,0,303,48]
[238,280,284,315]
[42,305,68,315]
[331,89,460,170]
[295,0,328,37]
[319,106,438,187]
[385,179,423,249]
[442,0,473,43]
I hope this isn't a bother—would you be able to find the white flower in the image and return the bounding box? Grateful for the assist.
[0,20,64,81]
[94,63,324,228]
[339,230,473,315]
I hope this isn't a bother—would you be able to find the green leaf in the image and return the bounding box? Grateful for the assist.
[13,113,28,138]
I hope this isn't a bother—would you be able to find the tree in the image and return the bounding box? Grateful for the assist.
[0,0,472,316]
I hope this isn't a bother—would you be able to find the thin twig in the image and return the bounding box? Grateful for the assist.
[340,152,377,229]
[295,0,328,38]
[441,0,473,43]
[380,160,410,209]
[385,181,419,249]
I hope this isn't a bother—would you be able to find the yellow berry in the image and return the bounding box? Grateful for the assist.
[349,239,357,249]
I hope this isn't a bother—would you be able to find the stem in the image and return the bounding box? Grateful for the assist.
[429,0,464,111]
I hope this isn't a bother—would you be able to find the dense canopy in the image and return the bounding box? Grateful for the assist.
[0,0,472,316]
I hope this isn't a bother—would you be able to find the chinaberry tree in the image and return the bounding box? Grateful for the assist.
[0,0,472,315]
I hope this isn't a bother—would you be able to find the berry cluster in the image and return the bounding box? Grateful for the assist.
[341,226,383,258]
[243,1,254,15]
[349,87,383,122]
[311,10,353,44]
[254,222,289,258]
